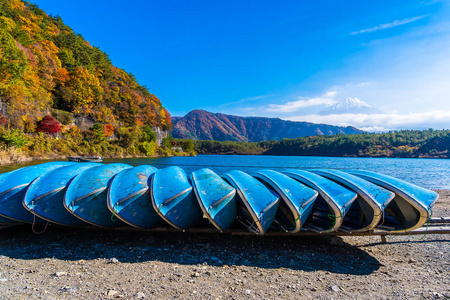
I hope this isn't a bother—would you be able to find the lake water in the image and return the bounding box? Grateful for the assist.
[1,155,449,189]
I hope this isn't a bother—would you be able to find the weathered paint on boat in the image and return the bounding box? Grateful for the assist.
[64,163,132,228]
[0,162,75,223]
[347,170,438,232]
[151,166,203,230]
[253,169,319,233]
[107,165,161,229]
[191,168,237,232]
[23,163,102,226]
[222,170,279,235]
[283,169,357,233]
[311,169,395,232]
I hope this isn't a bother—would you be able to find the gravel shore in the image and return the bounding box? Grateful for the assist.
[0,191,448,300]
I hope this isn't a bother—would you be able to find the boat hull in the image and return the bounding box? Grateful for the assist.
[191,168,237,231]
[64,163,132,228]
[222,170,279,235]
[253,169,318,233]
[311,169,395,232]
[151,166,203,230]
[23,163,102,226]
[283,169,357,233]
[348,170,438,232]
[107,165,161,229]
[0,162,75,223]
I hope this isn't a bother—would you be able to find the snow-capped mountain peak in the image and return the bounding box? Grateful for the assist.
[319,97,383,115]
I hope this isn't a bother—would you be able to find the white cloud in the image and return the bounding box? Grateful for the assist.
[266,96,336,113]
[286,110,450,132]
[351,15,429,35]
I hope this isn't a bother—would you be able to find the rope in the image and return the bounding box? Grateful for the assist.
[294,207,304,222]
[110,202,119,222]
[327,213,343,234]
[404,209,433,241]
[31,200,49,234]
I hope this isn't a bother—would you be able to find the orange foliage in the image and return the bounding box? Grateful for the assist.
[102,124,114,137]
[54,68,70,85]
[134,118,144,127]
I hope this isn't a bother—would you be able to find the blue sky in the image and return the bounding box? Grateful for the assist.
[33,0,450,131]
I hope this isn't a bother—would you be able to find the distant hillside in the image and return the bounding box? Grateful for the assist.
[194,129,450,158]
[172,110,363,142]
[0,0,170,130]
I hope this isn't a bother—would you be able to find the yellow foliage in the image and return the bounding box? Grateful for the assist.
[68,66,103,107]
[8,0,25,11]
[0,16,16,32]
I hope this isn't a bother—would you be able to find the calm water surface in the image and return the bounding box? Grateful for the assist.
[1,155,449,189]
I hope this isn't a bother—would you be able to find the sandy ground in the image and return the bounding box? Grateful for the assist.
[0,191,449,300]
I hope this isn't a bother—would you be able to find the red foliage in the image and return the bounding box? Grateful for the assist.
[102,124,114,137]
[36,115,61,134]
[0,113,7,126]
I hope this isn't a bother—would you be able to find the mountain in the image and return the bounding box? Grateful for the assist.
[319,98,383,115]
[0,0,170,130]
[172,110,363,142]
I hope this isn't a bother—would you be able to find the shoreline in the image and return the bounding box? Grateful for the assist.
[0,152,195,166]
[0,191,448,299]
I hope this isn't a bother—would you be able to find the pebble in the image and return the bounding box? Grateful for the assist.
[134,292,145,298]
[108,258,120,264]
[107,290,119,297]
[61,286,81,293]
[331,285,340,292]
[55,272,67,277]
[192,272,200,277]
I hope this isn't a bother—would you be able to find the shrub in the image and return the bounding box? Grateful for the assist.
[36,115,61,134]
[138,140,157,156]
[0,129,29,148]
[0,113,7,126]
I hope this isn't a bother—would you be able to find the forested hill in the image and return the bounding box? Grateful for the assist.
[194,129,450,158]
[172,109,363,142]
[0,0,170,130]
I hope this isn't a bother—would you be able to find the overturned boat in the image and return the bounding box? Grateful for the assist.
[64,163,131,228]
[253,169,318,233]
[0,162,439,235]
[108,165,161,229]
[222,170,279,235]
[310,169,395,232]
[283,169,357,233]
[151,166,203,230]
[191,168,237,232]
[348,170,438,232]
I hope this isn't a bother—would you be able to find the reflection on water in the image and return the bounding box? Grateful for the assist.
[1,155,449,189]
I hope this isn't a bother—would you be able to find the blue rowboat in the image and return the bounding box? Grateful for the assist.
[283,169,357,233]
[0,162,75,223]
[64,163,132,228]
[347,170,438,232]
[107,165,162,229]
[191,168,237,232]
[151,166,203,230]
[253,169,318,233]
[310,169,395,232]
[23,163,102,226]
[222,170,279,235]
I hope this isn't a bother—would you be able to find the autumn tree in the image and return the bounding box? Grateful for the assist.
[0,113,7,126]
[36,115,61,134]
[102,124,114,137]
